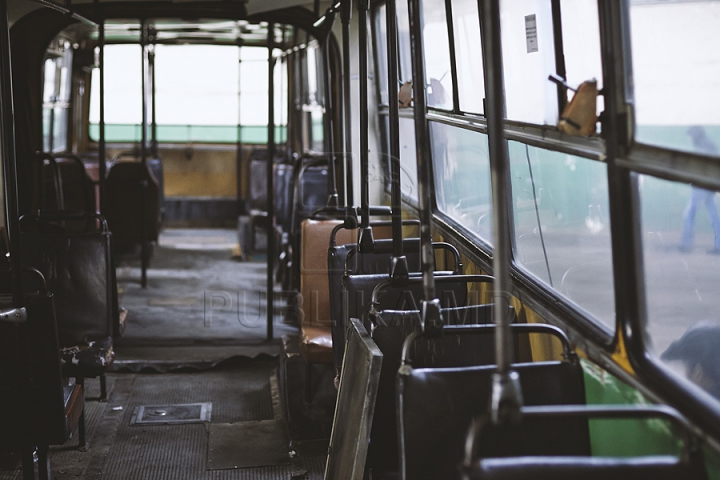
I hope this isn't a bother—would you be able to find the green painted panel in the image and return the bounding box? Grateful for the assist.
[89,123,287,144]
[582,359,720,479]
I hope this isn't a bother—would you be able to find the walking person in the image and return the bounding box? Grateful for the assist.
[679,127,720,254]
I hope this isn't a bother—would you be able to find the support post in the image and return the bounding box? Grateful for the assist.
[356,0,374,252]
[266,23,276,341]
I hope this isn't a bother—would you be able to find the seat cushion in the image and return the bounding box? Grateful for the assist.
[60,336,114,378]
[299,325,334,364]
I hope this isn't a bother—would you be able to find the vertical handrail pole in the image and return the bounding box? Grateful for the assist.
[340,0,354,209]
[356,0,374,252]
[140,20,147,165]
[387,0,408,280]
[236,40,244,214]
[150,39,157,157]
[98,13,106,211]
[481,0,522,424]
[407,0,441,331]
[0,0,24,306]
[266,23,276,341]
[322,27,339,207]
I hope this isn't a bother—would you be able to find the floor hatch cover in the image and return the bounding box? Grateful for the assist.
[130,402,212,425]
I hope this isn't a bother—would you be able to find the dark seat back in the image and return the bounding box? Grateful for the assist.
[275,162,294,232]
[105,162,160,245]
[20,216,114,345]
[52,156,96,214]
[397,361,589,480]
[368,305,502,474]
[147,157,165,219]
[0,272,72,447]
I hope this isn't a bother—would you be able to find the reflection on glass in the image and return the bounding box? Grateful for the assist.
[630,2,720,154]
[375,5,389,106]
[559,0,603,125]
[641,176,720,400]
[431,122,492,242]
[452,0,484,113]
[500,0,558,125]
[422,0,454,110]
[509,141,614,326]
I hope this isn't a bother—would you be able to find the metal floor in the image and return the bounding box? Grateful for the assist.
[0,229,326,479]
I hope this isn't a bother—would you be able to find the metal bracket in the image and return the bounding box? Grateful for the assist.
[490,370,523,425]
[0,307,27,323]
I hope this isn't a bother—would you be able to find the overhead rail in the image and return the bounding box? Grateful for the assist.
[27,0,97,27]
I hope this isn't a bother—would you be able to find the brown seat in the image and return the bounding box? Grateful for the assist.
[299,219,356,364]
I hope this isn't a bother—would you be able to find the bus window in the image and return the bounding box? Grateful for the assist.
[509,141,615,328]
[398,117,418,202]
[42,43,72,153]
[89,44,142,142]
[431,122,492,243]
[374,4,389,106]
[559,0,603,128]
[422,0,454,110]
[500,0,558,125]
[155,44,239,143]
[396,0,413,85]
[239,46,269,144]
[452,0,485,114]
[629,1,720,155]
[640,175,720,401]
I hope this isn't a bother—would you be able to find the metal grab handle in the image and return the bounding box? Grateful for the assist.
[463,404,700,470]
[0,306,27,323]
[399,322,574,366]
[370,273,494,311]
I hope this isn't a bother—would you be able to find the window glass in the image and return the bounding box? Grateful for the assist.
[510,141,614,327]
[375,4,389,106]
[422,0,454,110]
[640,175,720,401]
[90,45,277,144]
[399,117,418,201]
[396,0,413,84]
[500,0,558,125]
[630,2,720,155]
[90,44,143,141]
[452,0,484,114]
[431,122,492,242]
[274,52,288,143]
[43,58,56,103]
[559,0,603,128]
[240,46,270,143]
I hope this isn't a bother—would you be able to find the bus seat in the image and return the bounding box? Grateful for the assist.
[299,219,355,365]
[397,359,588,480]
[20,214,116,399]
[367,305,503,475]
[105,161,161,245]
[0,269,86,479]
[105,161,160,287]
[58,156,96,213]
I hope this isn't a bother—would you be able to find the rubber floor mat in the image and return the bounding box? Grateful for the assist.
[208,420,290,470]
